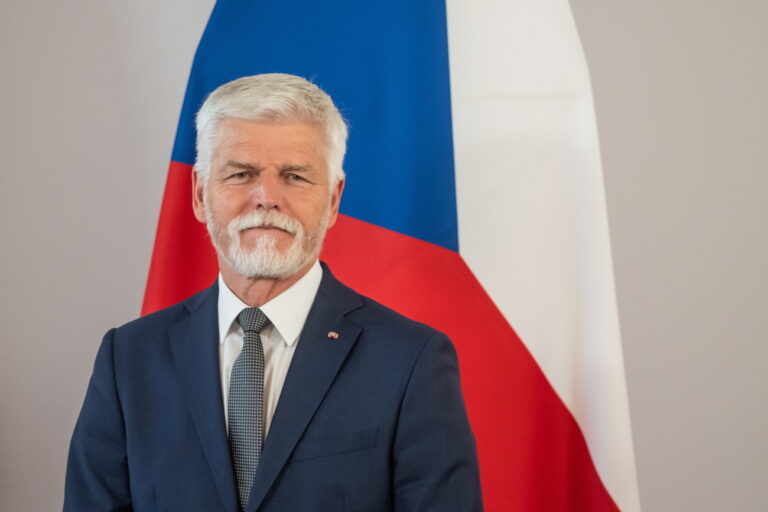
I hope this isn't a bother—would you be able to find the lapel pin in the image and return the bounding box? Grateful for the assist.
[327,331,340,340]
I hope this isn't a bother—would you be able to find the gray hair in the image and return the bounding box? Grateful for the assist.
[194,73,347,185]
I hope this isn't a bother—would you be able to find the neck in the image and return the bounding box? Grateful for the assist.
[219,258,316,307]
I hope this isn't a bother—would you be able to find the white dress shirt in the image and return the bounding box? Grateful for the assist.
[217,261,322,436]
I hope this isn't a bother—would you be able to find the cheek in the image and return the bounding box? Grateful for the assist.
[303,199,333,225]
[208,191,245,219]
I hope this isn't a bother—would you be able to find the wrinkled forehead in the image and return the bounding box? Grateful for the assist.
[212,116,329,154]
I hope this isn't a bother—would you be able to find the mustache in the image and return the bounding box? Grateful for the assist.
[228,210,302,236]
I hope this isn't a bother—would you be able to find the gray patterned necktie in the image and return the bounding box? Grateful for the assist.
[229,307,269,510]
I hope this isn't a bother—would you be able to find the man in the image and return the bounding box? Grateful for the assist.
[65,74,482,511]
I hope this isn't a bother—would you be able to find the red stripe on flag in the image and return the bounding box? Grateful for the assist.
[142,162,218,315]
[323,215,620,512]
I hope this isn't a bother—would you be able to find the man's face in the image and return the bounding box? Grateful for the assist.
[192,118,343,279]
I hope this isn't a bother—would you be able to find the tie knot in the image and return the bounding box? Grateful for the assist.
[237,307,269,334]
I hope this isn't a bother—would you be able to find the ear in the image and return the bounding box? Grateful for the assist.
[191,168,207,224]
[326,178,345,229]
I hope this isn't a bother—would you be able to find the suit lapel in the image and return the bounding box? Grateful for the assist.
[246,267,363,512]
[168,283,239,512]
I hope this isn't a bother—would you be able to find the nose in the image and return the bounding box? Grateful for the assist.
[250,171,283,210]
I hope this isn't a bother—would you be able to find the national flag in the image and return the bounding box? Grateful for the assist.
[143,1,640,510]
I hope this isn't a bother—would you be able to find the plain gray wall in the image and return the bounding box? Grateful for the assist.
[0,0,215,508]
[1,1,765,510]
[571,2,768,510]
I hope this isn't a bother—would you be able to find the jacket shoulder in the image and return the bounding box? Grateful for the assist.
[357,295,441,337]
[318,265,446,347]
[339,291,449,361]
[111,285,215,341]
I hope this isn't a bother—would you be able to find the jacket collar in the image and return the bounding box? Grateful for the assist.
[169,281,239,512]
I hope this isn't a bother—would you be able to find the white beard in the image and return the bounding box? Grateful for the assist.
[206,206,329,279]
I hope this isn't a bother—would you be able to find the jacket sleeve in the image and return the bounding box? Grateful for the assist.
[64,328,132,511]
[392,331,484,511]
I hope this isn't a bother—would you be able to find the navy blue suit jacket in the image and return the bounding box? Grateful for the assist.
[65,265,482,511]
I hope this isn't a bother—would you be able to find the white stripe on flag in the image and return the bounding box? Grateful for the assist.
[446,1,641,510]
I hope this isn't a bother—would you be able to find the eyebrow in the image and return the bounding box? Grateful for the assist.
[224,161,262,172]
[280,164,312,174]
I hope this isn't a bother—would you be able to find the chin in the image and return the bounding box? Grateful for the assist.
[240,229,291,249]
[226,244,314,280]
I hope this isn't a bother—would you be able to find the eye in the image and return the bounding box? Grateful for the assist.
[284,172,313,184]
[227,171,253,182]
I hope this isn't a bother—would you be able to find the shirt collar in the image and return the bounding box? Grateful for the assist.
[217,260,323,347]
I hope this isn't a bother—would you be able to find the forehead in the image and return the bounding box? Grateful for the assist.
[213,118,327,163]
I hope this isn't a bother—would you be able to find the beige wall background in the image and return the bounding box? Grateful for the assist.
[0,1,765,510]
